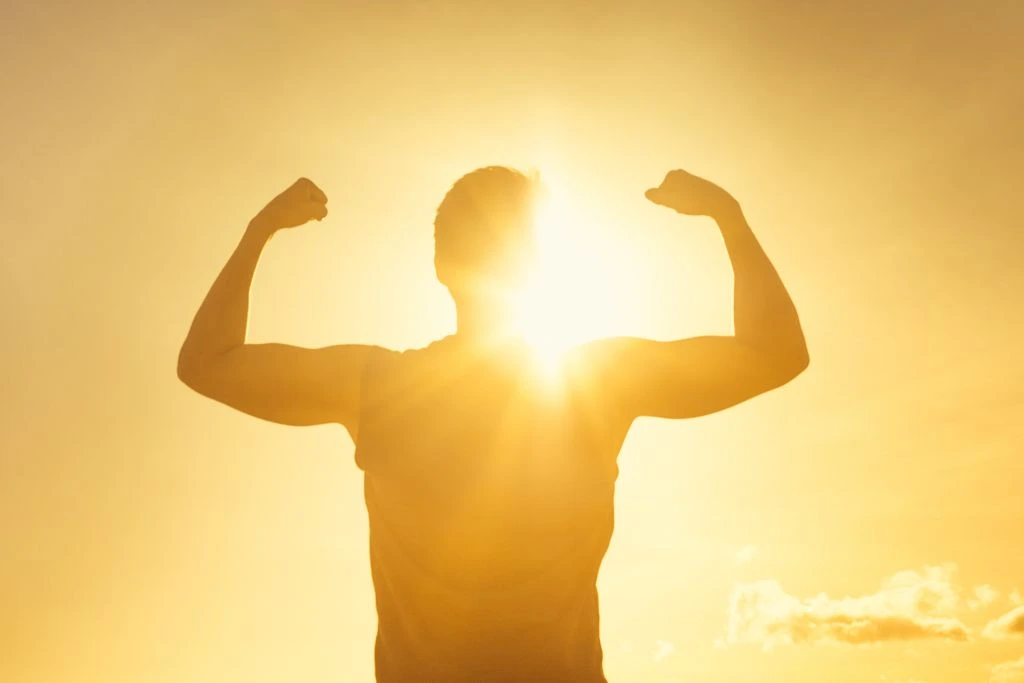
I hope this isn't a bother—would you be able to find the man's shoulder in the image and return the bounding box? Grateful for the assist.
[562,336,639,375]
[361,335,459,392]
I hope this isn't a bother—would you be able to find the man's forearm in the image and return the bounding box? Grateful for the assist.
[177,219,274,378]
[715,204,808,365]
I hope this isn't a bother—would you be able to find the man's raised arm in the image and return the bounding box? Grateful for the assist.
[177,178,372,435]
[579,170,809,420]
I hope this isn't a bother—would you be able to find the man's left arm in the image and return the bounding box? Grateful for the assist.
[577,170,809,420]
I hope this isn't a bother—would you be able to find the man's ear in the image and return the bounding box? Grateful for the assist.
[435,254,465,298]
[434,253,449,287]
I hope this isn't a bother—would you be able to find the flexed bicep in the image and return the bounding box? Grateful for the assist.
[578,168,808,420]
[175,177,375,434]
[578,336,805,420]
[180,343,375,436]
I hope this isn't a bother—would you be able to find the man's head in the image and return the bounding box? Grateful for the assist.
[434,166,541,306]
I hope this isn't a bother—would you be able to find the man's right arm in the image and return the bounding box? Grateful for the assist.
[180,341,374,435]
[176,178,373,439]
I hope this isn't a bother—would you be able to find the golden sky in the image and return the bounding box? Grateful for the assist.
[3,1,1023,682]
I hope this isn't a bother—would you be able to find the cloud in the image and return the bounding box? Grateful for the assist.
[1011,588,1023,606]
[968,585,1001,611]
[735,544,759,566]
[726,565,971,649]
[653,640,675,662]
[992,655,1024,683]
[983,605,1024,640]
[881,565,961,615]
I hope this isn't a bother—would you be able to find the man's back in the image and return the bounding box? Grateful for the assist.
[355,337,631,682]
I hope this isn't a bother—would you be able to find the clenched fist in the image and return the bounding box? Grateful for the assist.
[252,177,329,232]
[645,170,738,220]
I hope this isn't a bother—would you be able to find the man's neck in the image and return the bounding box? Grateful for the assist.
[453,302,523,349]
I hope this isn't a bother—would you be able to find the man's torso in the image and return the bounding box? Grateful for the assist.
[354,337,632,682]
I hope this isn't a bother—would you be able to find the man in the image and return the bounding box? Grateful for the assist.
[177,166,808,682]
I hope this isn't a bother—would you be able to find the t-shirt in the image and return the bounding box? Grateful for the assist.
[354,336,632,683]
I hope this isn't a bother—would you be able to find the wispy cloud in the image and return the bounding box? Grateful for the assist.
[968,584,1001,611]
[983,605,1024,640]
[726,565,971,648]
[992,655,1024,683]
[1010,588,1023,606]
[653,639,675,662]
[735,544,759,566]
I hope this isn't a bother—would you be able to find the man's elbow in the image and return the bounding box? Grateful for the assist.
[778,345,809,383]
[176,347,209,391]
[758,344,808,389]
[177,352,198,388]
[793,343,810,373]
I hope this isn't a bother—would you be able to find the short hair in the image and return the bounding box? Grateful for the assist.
[434,166,540,293]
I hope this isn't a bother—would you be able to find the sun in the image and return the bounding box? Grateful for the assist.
[514,187,609,369]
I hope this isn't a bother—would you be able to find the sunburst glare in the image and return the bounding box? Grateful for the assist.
[515,184,609,369]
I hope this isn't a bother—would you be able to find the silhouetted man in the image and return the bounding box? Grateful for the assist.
[178,166,808,682]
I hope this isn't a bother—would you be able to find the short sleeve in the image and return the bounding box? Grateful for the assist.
[353,345,401,471]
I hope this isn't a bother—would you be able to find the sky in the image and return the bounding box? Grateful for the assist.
[2,0,1023,681]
